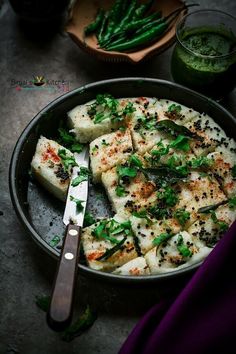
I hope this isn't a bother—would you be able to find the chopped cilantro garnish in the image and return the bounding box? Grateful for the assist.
[87,94,135,125]
[101,139,109,147]
[115,185,127,197]
[228,196,236,209]
[71,166,90,187]
[177,235,192,257]
[61,305,97,342]
[152,232,174,246]
[117,165,137,179]
[151,140,169,161]
[157,185,179,207]
[132,210,152,224]
[58,127,84,153]
[189,156,212,169]
[232,165,236,178]
[148,204,171,220]
[129,154,143,168]
[58,149,77,171]
[84,212,96,227]
[70,196,84,213]
[174,209,190,226]
[168,104,182,113]
[169,135,190,152]
[92,219,132,244]
[92,146,98,153]
[210,211,228,232]
[49,235,61,247]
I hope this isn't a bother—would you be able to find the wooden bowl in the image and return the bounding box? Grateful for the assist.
[66,0,186,64]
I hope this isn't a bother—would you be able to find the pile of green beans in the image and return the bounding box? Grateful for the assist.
[84,1,198,53]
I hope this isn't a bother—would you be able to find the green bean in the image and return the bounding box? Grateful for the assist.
[84,9,104,35]
[106,21,168,52]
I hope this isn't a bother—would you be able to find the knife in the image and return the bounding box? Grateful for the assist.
[47,147,89,331]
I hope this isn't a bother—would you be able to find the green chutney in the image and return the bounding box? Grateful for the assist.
[171,26,236,98]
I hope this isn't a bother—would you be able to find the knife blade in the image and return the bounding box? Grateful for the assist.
[47,147,89,331]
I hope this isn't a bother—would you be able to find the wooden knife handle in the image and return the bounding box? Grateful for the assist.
[47,224,81,331]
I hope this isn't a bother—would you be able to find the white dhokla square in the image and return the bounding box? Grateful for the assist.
[130,215,181,254]
[112,257,150,276]
[101,167,157,214]
[207,138,236,197]
[68,100,115,143]
[81,214,138,272]
[175,172,227,226]
[185,114,227,156]
[90,129,133,183]
[31,136,72,201]
[145,231,211,274]
[187,204,236,247]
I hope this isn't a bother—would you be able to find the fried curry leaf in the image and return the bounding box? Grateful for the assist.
[197,200,227,213]
[143,165,188,186]
[156,120,203,141]
[96,237,127,261]
[232,165,236,178]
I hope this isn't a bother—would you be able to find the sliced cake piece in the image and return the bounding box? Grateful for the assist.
[145,231,211,274]
[81,214,138,272]
[175,171,227,227]
[188,204,236,247]
[130,215,181,254]
[31,136,73,201]
[112,257,150,276]
[101,165,157,215]
[185,114,227,156]
[90,129,133,183]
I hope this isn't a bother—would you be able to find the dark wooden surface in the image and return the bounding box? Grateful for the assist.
[0,1,236,353]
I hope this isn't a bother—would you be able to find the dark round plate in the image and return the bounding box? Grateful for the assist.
[9,78,236,283]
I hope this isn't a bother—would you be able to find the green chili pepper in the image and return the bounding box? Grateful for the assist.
[112,0,137,35]
[98,11,109,44]
[133,0,154,20]
[84,9,105,35]
[101,0,124,43]
[106,21,168,52]
[125,11,162,32]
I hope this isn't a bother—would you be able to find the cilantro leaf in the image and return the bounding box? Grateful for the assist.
[84,212,96,227]
[115,185,127,197]
[157,186,179,207]
[129,154,143,168]
[177,235,192,257]
[49,235,61,247]
[132,210,152,224]
[232,165,236,178]
[61,305,97,342]
[70,196,84,213]
[152,232,174,246]
[117,165,137,179]
[58,127,75,145]
[169,135,190,152]
[174,209,190,226]
[35,295,50,312]
[72,167,90,187]
[189,156,212,169]
[58,149,78,171]
[228,196,236,209]
[168,104,182,113]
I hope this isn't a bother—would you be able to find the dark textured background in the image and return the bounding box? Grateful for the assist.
[0,1,236,353]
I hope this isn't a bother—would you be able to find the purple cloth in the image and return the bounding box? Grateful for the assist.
[119,221,236,354]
